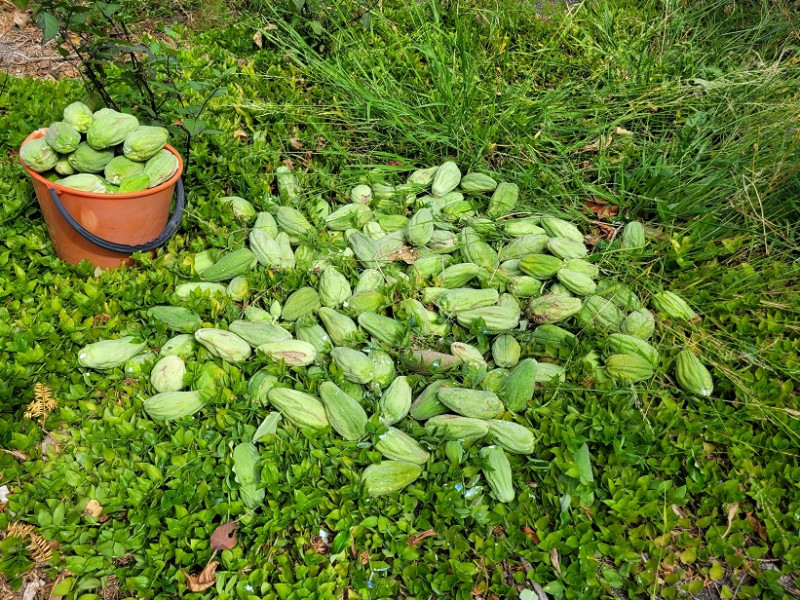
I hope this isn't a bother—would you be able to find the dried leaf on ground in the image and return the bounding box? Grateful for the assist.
[233,129,249,141]
[253,31,263,48]
[310,532,330,554]
[83,499,103,518]
[614,126,632,136]
[386,246,419,264]
[584,197,618,220]
[521,526,540,544]
[289,137,303,149]
[746,511,768,541]
[579,135,613,153]
[186,561,219,592]
[550,547,562,575]
[722,502,740,538]
[1,448,29,461]
[13,11,31,28]
[407,529,437,547]
[210,521,238,551]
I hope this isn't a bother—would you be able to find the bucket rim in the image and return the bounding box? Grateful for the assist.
[20,128,184,199]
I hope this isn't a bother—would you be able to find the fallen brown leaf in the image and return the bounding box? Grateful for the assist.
[550,547,561,575]
[386,245,419,264]
[83,499,103,518]
[253,31,263,48]
[584,197,619,220]
[310,533,330,554]
[614,126,632,136]
[13,11,30,27]
[233,129,249,141]
[289,137,303,149]
[186,561,219,592]
[1,448,29,461]
[746,511,768,542]
[722,502,739,538]
[92,313,111,327]
[579,135,613,153]
[521,526,540,544]
[359,550,370,566]
[407,529,437,547]
[210,521,238,551]
[579,376,595,389]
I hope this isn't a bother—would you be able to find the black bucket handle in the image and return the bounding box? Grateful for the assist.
[48,178,185,254]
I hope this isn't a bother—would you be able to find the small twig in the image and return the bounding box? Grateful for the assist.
[531,583,550,600]
[0,52,79,65]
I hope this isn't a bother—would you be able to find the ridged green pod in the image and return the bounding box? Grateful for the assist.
[427,229,458,253]
[535,362,566,383]
[459,227,499,270]
[67,142,114,173]
[275,165,301,202]
[460,172,498,193]
[143,149,179,188]
[531,324,578,354]
[499,358,537,412]
[487,420,536,454]
[201,248,257,282]
[399,298,432,335]
[368,349,397,388]
[331,347,375,384]
[123,351,156,378]
[621,308,656,340]
[233,442,264,508]
[425,414,489,441]
[504,218,545,238]
[326,203,373,231]
[254,212,279,237]
[346,290,386,316]
[294,318,331,355]
[267,388,328,429]
[123,125,169,161]
[258,340,318,366]
[480,446,515,503]
[556,269,597,296]
[219,197,256,222]
[45,121,80,153]
[620,221,646,251]
[519,254,563,279]
[318,307,359,346]
[357,312,406,346]
[229,320,292,346]
[547,237,588,259]
[117,173,150,193]
[456,305,520,332]
[652,291,697,321]
[144,390,204,421]
[508,276,544,298]
[160,334,195,358]
[362,461,422,497]
[86,110,138,149]
[226,276,250,301]
[491,335,521,368]
[407,165,438,186]
[437,387,504,420]
[378,376,412,425]
[409,379,453,420]
[78,336,147,369]
[248,370,280,405]
[487,182,518,218]
[527,294,582,324]
[57,173,109,193]
[277,206,315,239]
[406,207,434,246]
[275,232,295,269]
[412,254,453,281]
[482,368,511,393]
[317,266,351,308]
[63,101,93,133]
[376,213,410,233]
[427,287,499,314]
[54,158,75,176]
[606,354,654,382]
[562,258,599,279]
[351,184,373,205]
[431,161,461,197]
[608,334,659,367]
[249,229,283,268]
[147,306,202,333]
[319,381,368,440]
[499,234,549,261]
[194,328,252,363]
[282,287,321,321]
[375,427,429,464]
[541,217,584,243]
[150,355,186,393]
[435,263,483,288]
[595,280,643,311]
[675,350,713,397]
[577,295,623,331]
[353,269,385,294]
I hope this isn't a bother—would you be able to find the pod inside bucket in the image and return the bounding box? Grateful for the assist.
[20,129,185,269]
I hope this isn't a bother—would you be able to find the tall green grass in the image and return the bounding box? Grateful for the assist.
[251,0,800,247]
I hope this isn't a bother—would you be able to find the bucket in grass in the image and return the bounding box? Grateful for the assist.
[19,129,185,269]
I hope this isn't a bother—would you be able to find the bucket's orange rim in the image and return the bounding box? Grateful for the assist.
[20,128,184,199]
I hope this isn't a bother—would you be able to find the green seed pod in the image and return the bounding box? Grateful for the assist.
[294,318,332,355]
[499,234,549,261]
[258,340,318,366]
[518,254,563,279]
[621,308,655,340]
[143,149,179,187]
[425,414,489,441]
[194,328,252,363]
[78,336,147,370]
[504,217,545,238]
[67,142,115,174]
[63,101,93,133]
[319,266,352,308]
[577,295,623,331]
[487,420,536,455]
[117,173,151,193]
[331,347,375,384]
[498,358,537,411]
[541,217,584,243]
[318,307,359,346]
[407,165,438,186]
[487,182,519,218]
[248,371,280,405]
[319,381,368,441]
[508,276,543,298]
[460,172,498,193]
[123,125,169,161]
[368,349,397,388]
[267,388,328,430]
[375,427,430,464]
[378,376,412,425]
[608,333,659,367]
[652,291,698,321]
[86,109,139,149]
[282,287,321,321]
[221,196,257,222]
[675,350,713,397]
[437,387,504,420]
[527,294,582,324]
[351,184,373,205]
[562,258,599,279]
[150,355,186,393]
[480,446,515,503]
[361,461,422,497]
[491,335,521,368]
[605,354,654,382]
[620,221,646,252]
[45,121,81,153]
[160,334,195,358]
[547,237,588,259]
[406,207,435,246]
[556,269,597,296]
[431,161,461,196]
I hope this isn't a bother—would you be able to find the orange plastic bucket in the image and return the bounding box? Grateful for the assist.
[20,129,185,269]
